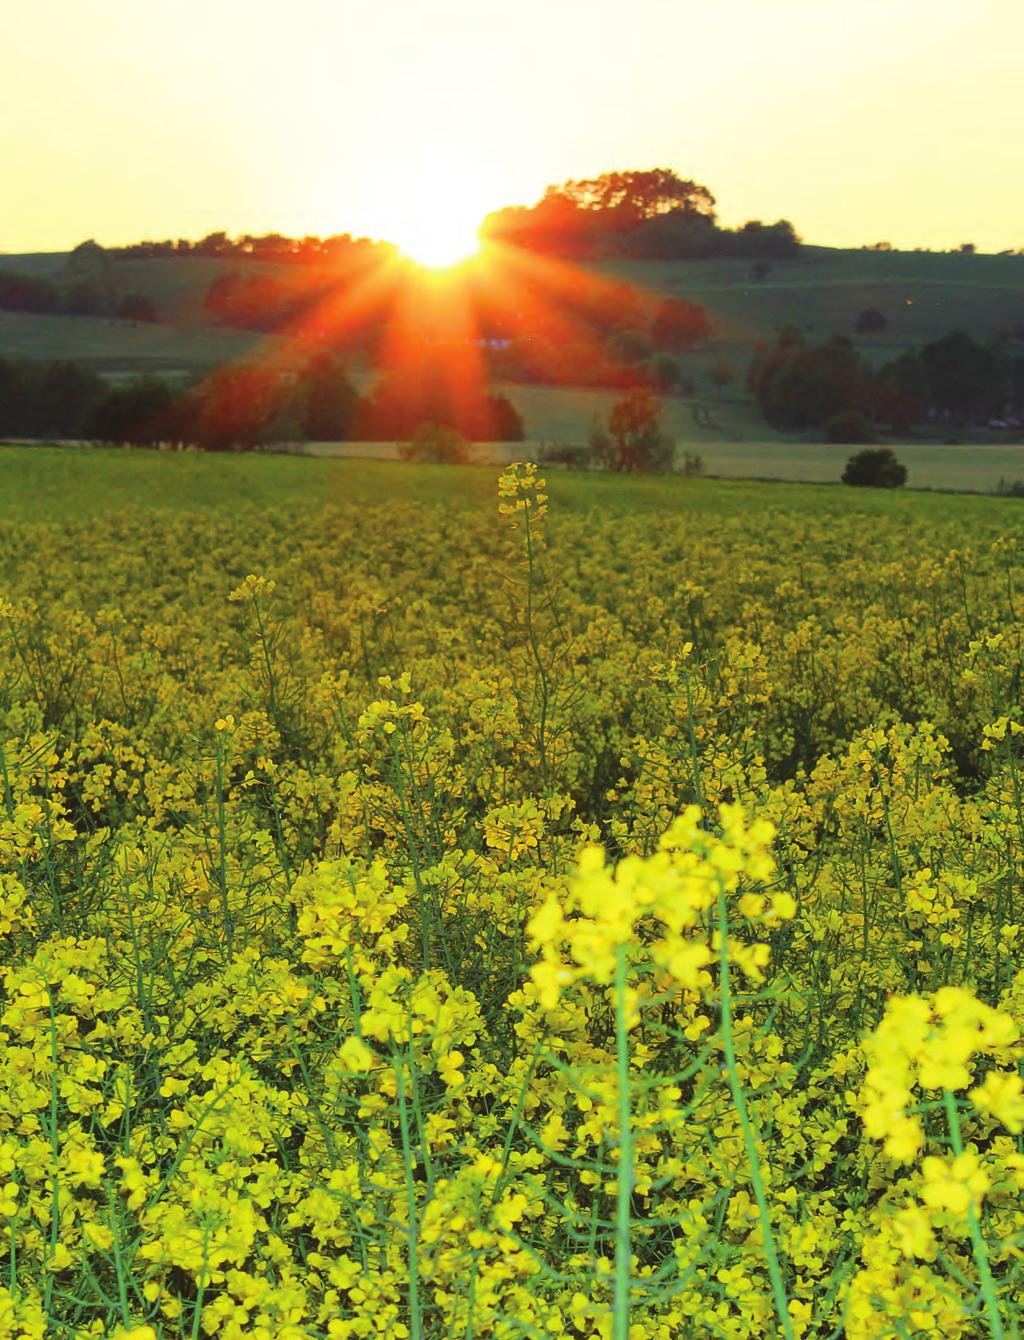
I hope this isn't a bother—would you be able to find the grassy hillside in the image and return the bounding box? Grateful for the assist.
[602,245,1024,350]
[601,245,1024,400]
[2,244,1023,443]
[0,308,278,374]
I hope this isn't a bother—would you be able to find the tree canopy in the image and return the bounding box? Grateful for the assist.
[559,169,716,228]
[482,169,800,262]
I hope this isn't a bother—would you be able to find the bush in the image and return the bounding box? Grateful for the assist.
[996,477,1024,498]
[0,357,106,438]
[399,421,472,464]
[854,307,887,336]
[589,391,675,473]
[89,376,179,445]
[297,353,359,441]
[841,447,907,488]
[824,409,876,445]
[538,442,592,468]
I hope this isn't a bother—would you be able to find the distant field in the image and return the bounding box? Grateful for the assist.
[4,443,1024,523]
[5,438,1024,502]
[286,438,1024,493]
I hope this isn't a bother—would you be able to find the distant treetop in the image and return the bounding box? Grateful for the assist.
[481,168,800,262]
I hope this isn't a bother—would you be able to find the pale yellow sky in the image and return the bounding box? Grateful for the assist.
[2,0,1022,254]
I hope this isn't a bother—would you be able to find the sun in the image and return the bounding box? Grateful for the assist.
[392,212,482,269]
[388,204,483,269]
[361,150,494,269]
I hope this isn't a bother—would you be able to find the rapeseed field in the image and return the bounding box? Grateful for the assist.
[2,454,1024,1338]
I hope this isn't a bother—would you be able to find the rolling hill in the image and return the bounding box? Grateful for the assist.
[1,244,1023,445]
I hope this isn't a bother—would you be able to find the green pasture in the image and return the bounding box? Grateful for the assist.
[0,309,277,374]
[1,444,1022,529]
[601,245,1024,352]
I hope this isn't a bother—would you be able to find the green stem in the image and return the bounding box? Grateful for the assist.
[613,945,633,1340]
[214,737,232,953]
[716,883,793,1339]
[523,509,550,790]
[395,1053,423,1340]
[943,1089,1004,1338]
[683,667,704,810]
[43,993,61,1315]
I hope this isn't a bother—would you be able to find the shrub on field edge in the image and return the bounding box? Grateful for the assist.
[996,477,1024,498]
[399,421,472,464]
[538,442,592,468]
[589,389,675,473]
[842,446,907,488]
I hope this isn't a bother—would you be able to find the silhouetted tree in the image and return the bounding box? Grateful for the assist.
[562,169,717,229]
[61,241,116,316]
[730,219,800,258]
[874,351,928,433]
[89,377,178,445]
[38,362,107,436]
[590,389,674,472]
[919,331,1000,420]
[297,354,359,441]
[748,332,870,430]
[482,171,801,262]
[181,365,301,450]
[625,211,721,259]
[0,357,106,437]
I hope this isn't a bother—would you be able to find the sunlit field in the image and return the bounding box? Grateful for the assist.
[1,449,1024,1337]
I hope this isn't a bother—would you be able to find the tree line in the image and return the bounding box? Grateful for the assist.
[748,327,1024,439]
[112,232,392,265]
[0,242,157,321]
[0,355,525,448]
